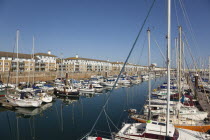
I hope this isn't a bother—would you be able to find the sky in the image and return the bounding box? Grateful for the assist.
[0,0,209,67]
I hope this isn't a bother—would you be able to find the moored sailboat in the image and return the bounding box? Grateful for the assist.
[83,0,210,139]
[5,91,42,107]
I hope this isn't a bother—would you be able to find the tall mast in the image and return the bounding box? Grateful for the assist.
[61,53,63,79]
[28,59,30,86]
[183,42,185,75]
[209,56,210,83]
[178,26,182,98]
[147,28,151,120]
[166,0,171,136]
[32,36,35,85]
[176,38,179,88]
[16,30,19,85]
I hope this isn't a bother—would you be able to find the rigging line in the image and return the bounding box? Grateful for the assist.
[173,0,180,26]
[104,109,112,135]
[183,54,197,101]
[116,87,130,127]
[6,43,16,91]
[94,129,98,137]
[179,0,201,58]
[138,34,147,65]
[104,109,119,131]
[81,0,156,139]
[183,33,210,105]
[182,32,198,72]
[180,0,198,47]
[151,36,166,61]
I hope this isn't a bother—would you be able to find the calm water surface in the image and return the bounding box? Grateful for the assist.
[0,76,166,140]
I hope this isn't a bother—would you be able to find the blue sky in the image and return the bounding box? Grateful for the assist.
[0,0,209,67]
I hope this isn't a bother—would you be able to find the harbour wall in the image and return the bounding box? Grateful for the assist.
[0,70,165,83]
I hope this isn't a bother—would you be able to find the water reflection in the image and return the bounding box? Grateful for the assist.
[0,77,166,140]
[15,103,53,118]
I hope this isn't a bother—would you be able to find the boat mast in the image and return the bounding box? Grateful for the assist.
[16,30,19,86]
[32,36,35,85]
[28,58,30,86]
[166,0,171,136]
[209,56,210,83]
[176,38,179,90]
[147,28,151,120]
[178,26,182,99]
[183,42,185,77]
[61,53,63,79]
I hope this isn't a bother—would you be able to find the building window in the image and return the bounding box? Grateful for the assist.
[5,68,9,71]
[0,68,2,71]
[30,68,33,71]
[0,62,2,65]
[5,62,9,66]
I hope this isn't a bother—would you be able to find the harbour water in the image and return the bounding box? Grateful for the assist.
[0,76,166,140]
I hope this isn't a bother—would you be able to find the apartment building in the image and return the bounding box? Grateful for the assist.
[35,51,57,71]
[111,61,146,72]
[0,51,35,72]
[0,51,152,73]
[0,51,56,72]
[58,55,112,72]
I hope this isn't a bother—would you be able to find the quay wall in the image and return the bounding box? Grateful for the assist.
[0,70,165,83]
[0,71,138,83]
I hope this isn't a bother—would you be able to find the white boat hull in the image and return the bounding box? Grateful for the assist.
[6,94,42,107]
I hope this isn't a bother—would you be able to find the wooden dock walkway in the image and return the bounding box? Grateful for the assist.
[197,90,210,117]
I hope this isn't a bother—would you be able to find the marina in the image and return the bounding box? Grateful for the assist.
[0,76,165,140]
[0,0,210,140]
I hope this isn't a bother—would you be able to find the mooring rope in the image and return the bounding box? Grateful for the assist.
[80,0,156,139]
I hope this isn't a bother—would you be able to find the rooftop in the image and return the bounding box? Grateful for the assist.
[0,51,37,59]
[65,57,109,63]
[35,53,57,57]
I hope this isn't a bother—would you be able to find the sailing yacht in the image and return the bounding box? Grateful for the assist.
[84,0,210,139]
[87,121,210,140]
[6,91,42,107]
[114,121,209,140]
